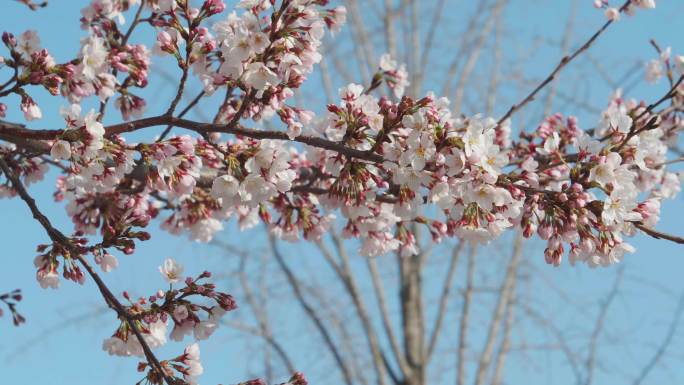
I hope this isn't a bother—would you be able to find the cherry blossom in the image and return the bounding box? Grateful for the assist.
[50,140,72,160]
[159,258,184,283]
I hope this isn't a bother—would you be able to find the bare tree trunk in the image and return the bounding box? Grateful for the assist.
[399,252,426,385]
[457,246,477,385]
[474,235,523,385]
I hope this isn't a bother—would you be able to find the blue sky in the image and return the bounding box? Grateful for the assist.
[1,1,684,385]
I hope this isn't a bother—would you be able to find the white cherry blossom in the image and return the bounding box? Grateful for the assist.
[159,258,184,283]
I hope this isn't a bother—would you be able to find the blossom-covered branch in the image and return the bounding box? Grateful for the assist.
[0,157,180,384]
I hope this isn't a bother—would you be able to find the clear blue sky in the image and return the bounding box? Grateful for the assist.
[1,1,684,385]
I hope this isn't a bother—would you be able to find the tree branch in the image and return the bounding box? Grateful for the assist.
[426,241,464,361]
[634,223,684,245]
[366,256,411,378]
[582,266,624,385]
[474,234,523,385]
[269,236,355,385]
[0,157,179,385]
[496,0,631,125]
[0,115,383,162]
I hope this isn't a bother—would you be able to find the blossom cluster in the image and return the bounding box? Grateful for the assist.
[0,142,47,198]
[0,2,151,121]
[144,342,204,385]
[511,95,682,266]
[103,259,236,355]
[644,45,684,86]
[101,258,235,384]
[593,0,656,21]
[0,0,682,275]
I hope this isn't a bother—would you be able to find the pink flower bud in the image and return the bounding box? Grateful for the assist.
[538,223,553,240]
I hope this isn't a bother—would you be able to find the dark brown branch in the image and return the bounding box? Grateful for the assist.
[634,223,684,245]
[0,115,383,162]
[122,0,146,44]
[158,90,206,141]
[165,57,191,116]
[634,75,684,122]
[0,157,180,385]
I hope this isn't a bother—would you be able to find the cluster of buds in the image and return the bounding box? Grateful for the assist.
[103,259,236,359]
[377,54,410,99]
[0,1,680,278]
[34,240,87,289]
[142,135,203,197]
[188,0,346,121]
[0,289,25,326]
[10,67,679,270]
[0,143,48,198]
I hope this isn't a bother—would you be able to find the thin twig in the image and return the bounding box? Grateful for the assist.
[632,290,684,385]
[158,90,206,141]
[634,222,684,245]
[543,0,578,116]
[496,0,631,125]
[453,0,507,114]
